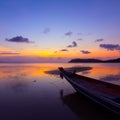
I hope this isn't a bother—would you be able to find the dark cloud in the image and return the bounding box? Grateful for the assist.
[67,45,73,48]
[95,39,104,42]
[80,50,91,54]
[72,41,77,47]
[43,28,50,34]
[60,49,68,52]
[100,44,120,51]
[67,41,77,48]
[65,31,73,36]
[6,36,32,43]
[0,52,20,55]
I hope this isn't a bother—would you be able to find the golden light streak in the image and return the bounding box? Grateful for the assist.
[0,45,119,59]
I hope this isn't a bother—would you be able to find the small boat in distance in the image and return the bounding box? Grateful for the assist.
[59,67,120,116]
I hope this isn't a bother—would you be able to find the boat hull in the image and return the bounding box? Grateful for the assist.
[59,67,120,116]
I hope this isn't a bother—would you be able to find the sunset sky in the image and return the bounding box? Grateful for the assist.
[0,0,120,62]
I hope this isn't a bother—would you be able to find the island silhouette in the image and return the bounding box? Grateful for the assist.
[69,58,120,63]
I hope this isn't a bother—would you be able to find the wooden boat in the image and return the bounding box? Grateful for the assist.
[59,67,120,116]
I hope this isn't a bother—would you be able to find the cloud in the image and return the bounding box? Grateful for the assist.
[67,41,77,48]
[60,49,68,52]
[0,52,20,55]
[77,33,82,35]
[77,38,82,41]
[86,33,92,36]
[65,31,73,36]
[80,50,91,54]
[0,56,69,63]
[43,28,50,34]
[95,39,104,42]
[100,44,120,51]
[72,41,77,47]
[67,45,73,48]
[6,36,32,43]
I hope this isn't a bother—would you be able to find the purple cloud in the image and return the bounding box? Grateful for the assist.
[60,49,68,52]
[81,50,91,54]
[77,33,82,35]
[43,28,50,34]
[6,36,32,43]
[65,31,73,36]
[0,52,20,55]
[67,45,73,48]
[67,41,77,48]
[86,33,92,36]
[72,41,77,47]
[77,38,82,41]
[100,44,120,51]
[95,39,104,42]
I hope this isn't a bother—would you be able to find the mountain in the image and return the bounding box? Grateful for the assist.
[69,58,120,63]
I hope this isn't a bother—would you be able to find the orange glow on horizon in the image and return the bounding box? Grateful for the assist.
[0,46,15,53]
[0,45,120,59]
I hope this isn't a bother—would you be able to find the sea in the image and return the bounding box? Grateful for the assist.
[0,63,119,120]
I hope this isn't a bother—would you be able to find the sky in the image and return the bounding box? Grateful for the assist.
[0,0,120,62]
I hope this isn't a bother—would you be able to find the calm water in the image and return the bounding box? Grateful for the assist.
[0,63,119,120]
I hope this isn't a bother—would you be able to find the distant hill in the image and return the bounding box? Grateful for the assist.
[104,58,120,63]
[69,58,120,63]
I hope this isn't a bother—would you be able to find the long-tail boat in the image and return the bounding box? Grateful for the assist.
[59,67,120,116]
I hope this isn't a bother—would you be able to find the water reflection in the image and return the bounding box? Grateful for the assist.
[79,63,120,85]
[100,74,120,85]
[100,74,120,81]
[10,81,28,93]
[0,63,57,80]
[0,63,119,120]
[60,91,120,120]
